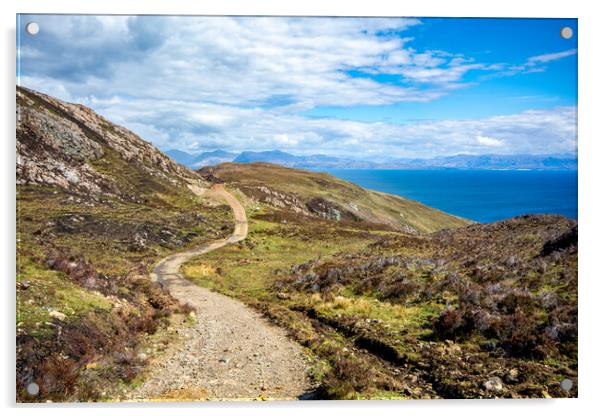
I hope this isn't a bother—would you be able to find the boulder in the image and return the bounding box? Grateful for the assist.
[483,376,504,393]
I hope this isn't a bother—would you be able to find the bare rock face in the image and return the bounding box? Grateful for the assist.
[252,185,310,215]
[306,197,358,222]
[17,95,109,194]
[16,87,206,196]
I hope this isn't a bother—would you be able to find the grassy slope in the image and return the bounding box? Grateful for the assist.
[16,92,233,402]
[17,185,230,402]
[183,199,411,399]
[183,191,577,399]
[200,162,470,233]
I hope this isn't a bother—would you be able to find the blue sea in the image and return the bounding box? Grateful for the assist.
[322,169,577,223]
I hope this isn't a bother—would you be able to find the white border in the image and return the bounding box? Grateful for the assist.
[2,1,601,415]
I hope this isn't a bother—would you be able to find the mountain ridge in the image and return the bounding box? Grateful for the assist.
[166,149,238,169]
[167,148,577,171]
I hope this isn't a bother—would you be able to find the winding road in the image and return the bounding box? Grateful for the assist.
[129,184,311,401]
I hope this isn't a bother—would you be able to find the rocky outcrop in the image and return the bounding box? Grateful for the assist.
[238,185,311,216]
[17,92,109,194]
[541,224,578,256]
[305,197,360,222]
[16,87,206,196]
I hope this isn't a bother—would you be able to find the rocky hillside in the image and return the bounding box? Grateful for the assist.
[199,162,470,233]
[16,87,232,402]
[17,87,206,198]
[276,214,578,398]
[183,208,577,399]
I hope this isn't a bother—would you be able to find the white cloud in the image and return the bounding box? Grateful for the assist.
[489,48,577,78]
[17,16,577,159]
[75,94,576,159]
[476,135,504,147]
[191,112,233,127]
[19,15,508,109]
[273,134,298,145]
[527,49,577,64]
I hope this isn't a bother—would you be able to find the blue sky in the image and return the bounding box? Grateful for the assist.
[17,16,577,159]
[305,18,577,122]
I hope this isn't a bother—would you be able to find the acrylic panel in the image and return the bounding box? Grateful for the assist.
[16,15,577,402]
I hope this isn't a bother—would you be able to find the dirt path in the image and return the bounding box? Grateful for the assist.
[128,184,311,401]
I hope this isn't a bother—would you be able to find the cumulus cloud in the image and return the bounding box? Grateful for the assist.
[19,15,505,108]
[273,134,298,145]
[17,15,577,159]
[71,93,576,159]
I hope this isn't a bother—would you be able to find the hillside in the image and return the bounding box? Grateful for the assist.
[16,87,233,401]
[17,87,208,197]
[16,87,577,401]
[183,212,577,398]
[278,214,578,397]
[199,162,470,233]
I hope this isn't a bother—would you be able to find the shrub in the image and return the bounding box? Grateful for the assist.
[434,307,466,338]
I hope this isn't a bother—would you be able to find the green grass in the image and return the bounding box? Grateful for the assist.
[181,200,577,399]
[16,174,230,401]
[305,294,440,335]
[17,183,231,276]
[183,215,373,299]
[181,205,437,398]
[17,257,112,337]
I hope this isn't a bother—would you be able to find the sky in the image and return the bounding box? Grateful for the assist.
[17,15,577,160]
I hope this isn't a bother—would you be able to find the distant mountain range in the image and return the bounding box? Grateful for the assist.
[166,149,238,169]
[390,153,578,170]
[233,150,378,169]
[166,149,577,171]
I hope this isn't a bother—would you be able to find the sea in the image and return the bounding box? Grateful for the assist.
[322,169,578,223]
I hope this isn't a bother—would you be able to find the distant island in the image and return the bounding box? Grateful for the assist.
[167,149,577,171]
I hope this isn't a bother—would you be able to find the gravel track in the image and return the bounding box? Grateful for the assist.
[128,185,311,401]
